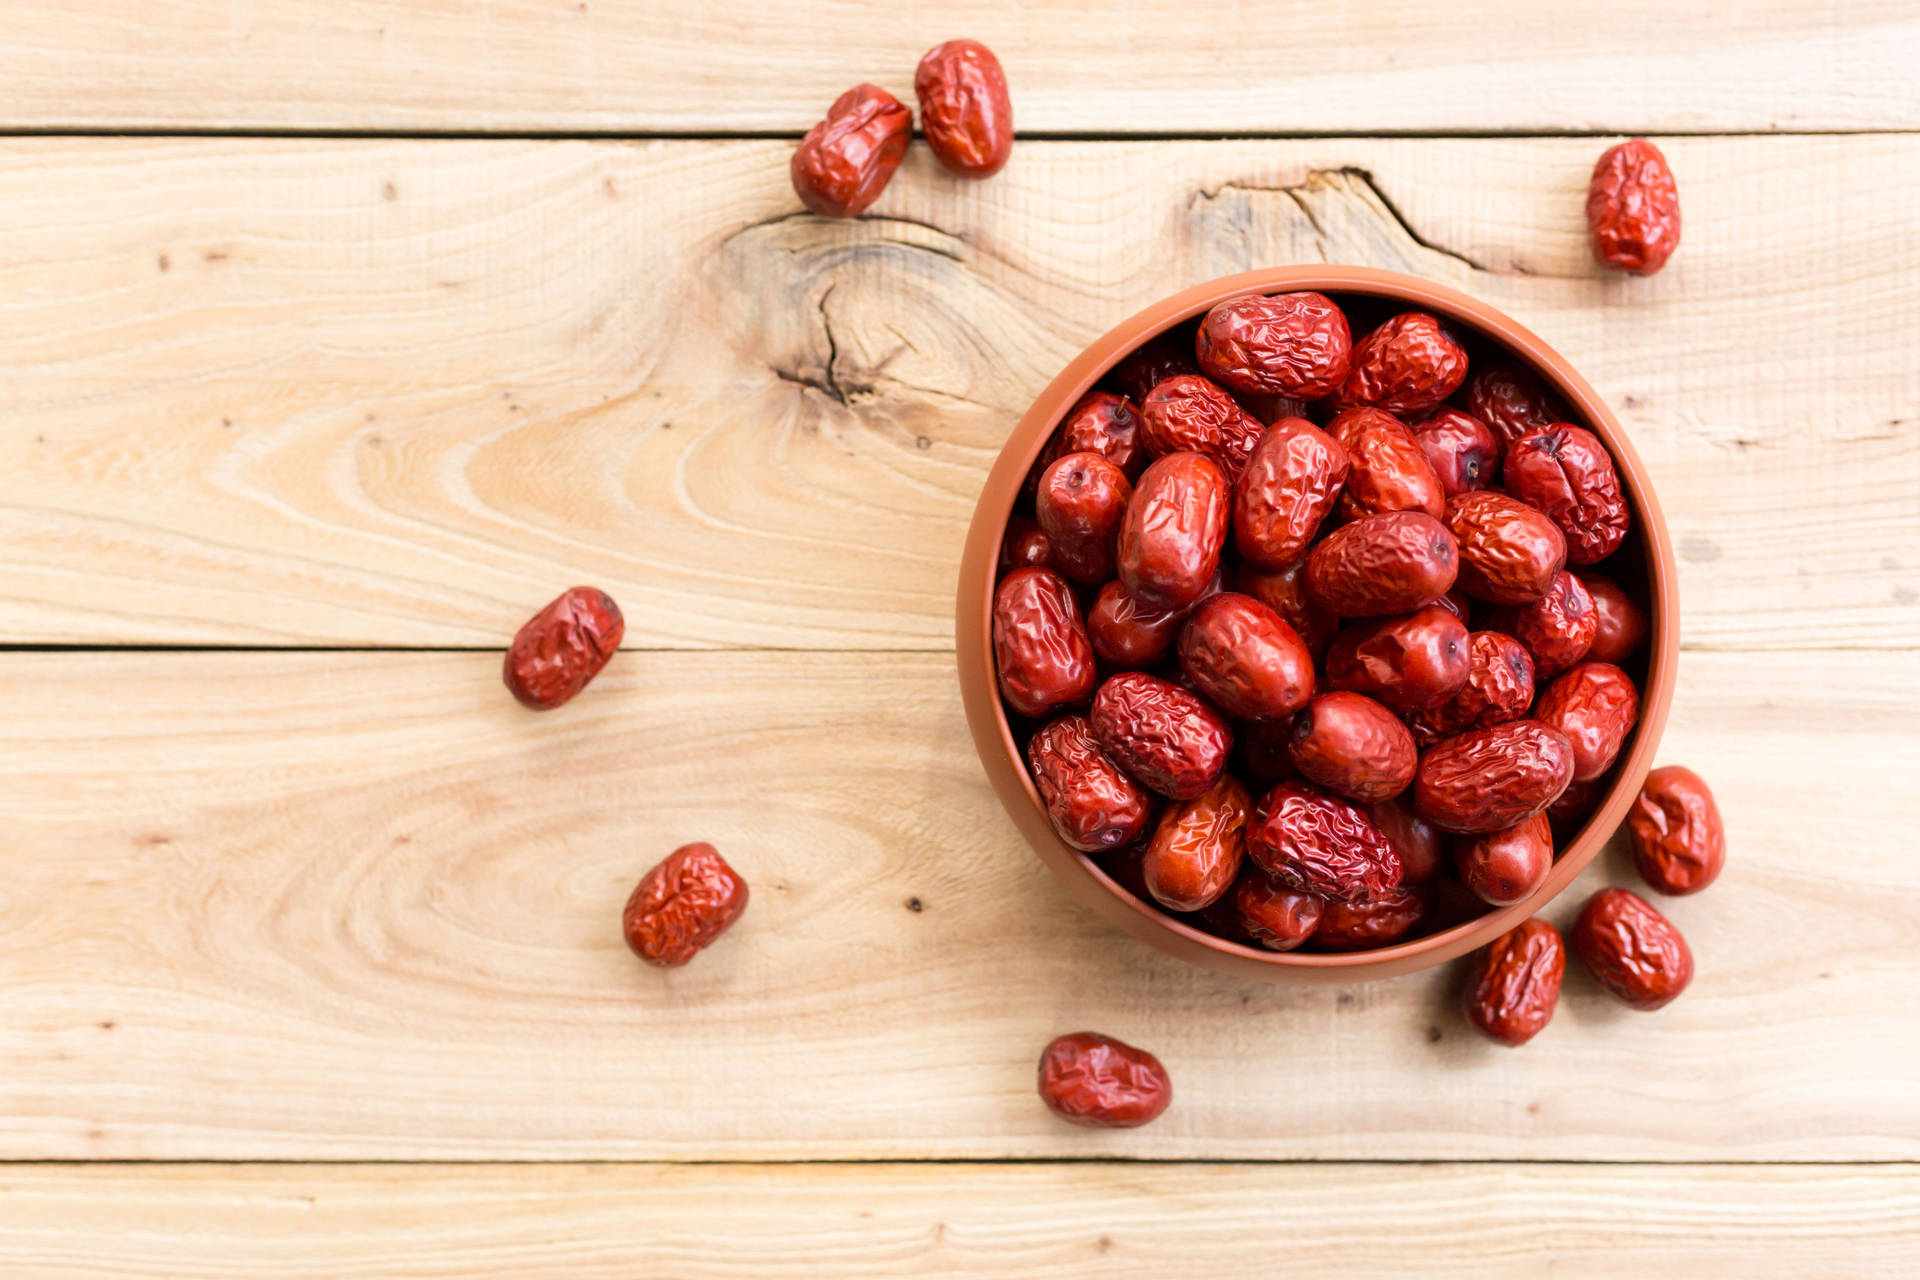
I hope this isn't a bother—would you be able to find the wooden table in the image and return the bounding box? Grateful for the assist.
[3,4,1918,1274]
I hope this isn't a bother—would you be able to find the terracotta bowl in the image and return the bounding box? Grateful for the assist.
[955,266,1678,983]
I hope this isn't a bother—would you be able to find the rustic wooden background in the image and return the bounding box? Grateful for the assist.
[2,3,1918,1274]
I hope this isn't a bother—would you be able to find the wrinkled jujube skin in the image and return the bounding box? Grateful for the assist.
[999,515,1055,576]
[1086,580,1184,670]
[504,586,625,710]
[1367,796,1445,883]
[1454,813,1554,906]
[1546,776,1600,841]
[1141,775,1251,912]
[1410,407,1502,496]
[1235,716,1300,785]
[1110,331,1200,405]
[1324,605,1471,712]
[1446,491,1567,605]
[1053,390,1146,480]
[1235,559,1338,657]
[1118,451,1230,612]
[992,567,1097,719]
[1230,873,1324,951]
[1091,671,1233,800]
[1504,424,1630,565]
[1332,312,1468,414]
[1038,1031,1173,1128]
[1287,691,1417,802]
[914,39,1014,178]
[1466,364,1567,451]
[1194,291,1352,399]
[1536,661,1640,782]
[1587,138,1681,276]
[1433,587,1474,628]
[1233,417,1350,569]
[1487,570,1597,679]
[1571,887,1694,1010]
[790,84,912,218]
[1630,765,1726,895]
[1462,918,1565,1046]
[1140,375,1265,480]
[1245,780,1402,903]
[1312,884,1432,951]
[1027,715,1152,853]
[1403,630,1536,748]
[1327,407,1447,521]
[1305,510,1459,618]
[1580,575,1650,666]
[1036,451,1133,585]
[1414,720,1576,834]
[622,842,750,968]
[1177,592,1316,721]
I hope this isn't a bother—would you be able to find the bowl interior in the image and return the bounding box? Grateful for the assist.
[956,267,1677,983]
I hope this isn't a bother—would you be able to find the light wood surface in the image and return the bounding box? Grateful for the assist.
[2,2,1916,134]
[2,648,1913,1160]
[0,136,1915,649]
[3,1162,1915,1278]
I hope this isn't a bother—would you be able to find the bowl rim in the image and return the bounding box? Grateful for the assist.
[955,266,1678,983]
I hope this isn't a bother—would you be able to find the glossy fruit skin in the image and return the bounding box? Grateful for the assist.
[1410,407,1502,496]
[914,39,1014,178]
[1587,138,1681,276]
[1571,887,1693,1010]
[1053,390,1146,480]
[791,85,912,218]
[1445,491,1567,605]
[1367,796,1445,883]
[992,567,1097,719]
[1414,720,1576,834]
[1454,813,1554,906]
[1233,417,1350,569]
[1288,692,1417,802]
[1141,775,1251,912]
[1305,511,1459,618]
[622,843,749,967]
[1194,291,1352,399]
[1140,375,1265,480]
[1118,452,1230,612]
[1466,364,1565,450]
[504,586,625,710]
[1536,662,1640,782]
[1462,918,1565,1046]
[999,516,1055,575]
[1027,715,1152,853]
[1332,312,1468,414]
[1235,560,1338,657]
[1245,780,1402,903]
[1580,575,1650,666]
[1504,424,1630,565]
[1487,570,1597,679]
[1231,874,1324,951]
[1545,776,1600,840]
[1327,407,1447,521]
[1086,580,1184,670]
[1036,452,1133,585]
[1433,587,1473,627]
[1110,331,1200,404]
[1324,605,1471,712]
[1630,765,1726,895]
[1312,885,1431,951]
[1177,592,1316,721]
[1404,630,1535,748]
[1091,672,1233,800]
[1037,1031,1173,1129]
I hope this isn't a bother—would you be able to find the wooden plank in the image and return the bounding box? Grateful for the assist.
[2,1162,1916,1278]
[1,648,1914,1160]
[0,135,1914,649]
[2,2,1916,133]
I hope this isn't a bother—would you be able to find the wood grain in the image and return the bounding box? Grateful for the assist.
[1,647,1914,1161]
[2,2,1915,133]
[3,1162,1916,1278]
[0,136,1914,649]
